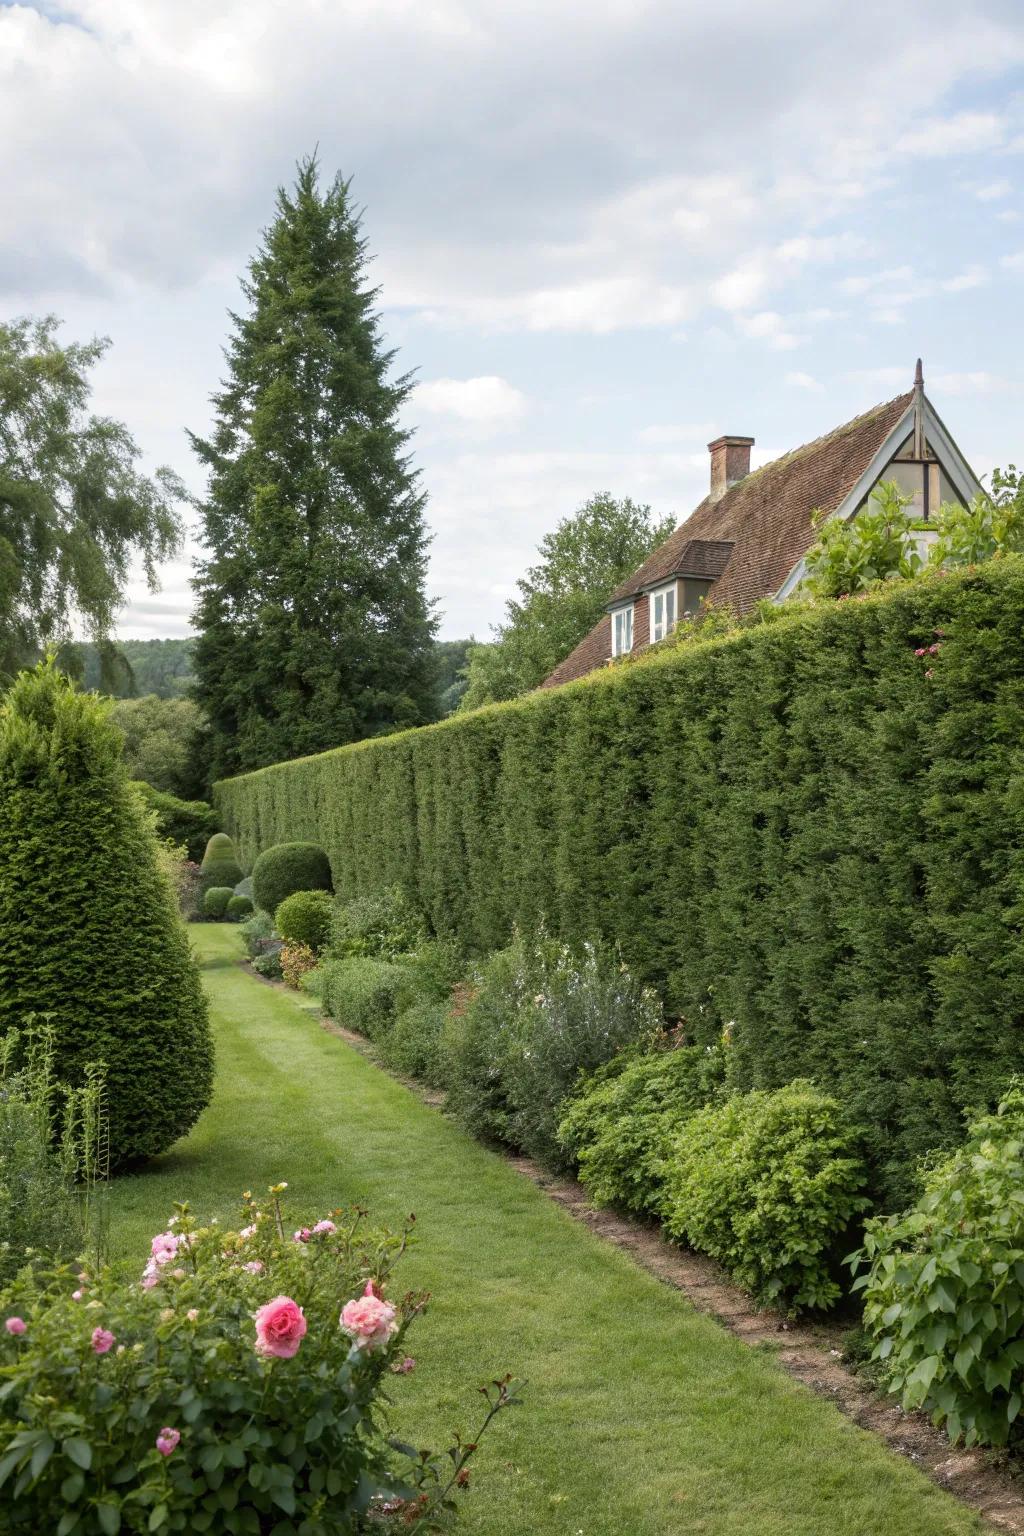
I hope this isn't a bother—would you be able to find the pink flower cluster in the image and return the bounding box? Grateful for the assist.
[156,1427,181,1457]
[292,1218,337,1244]
[913,643,942,657]
[4,1317,26,1337]
[141,1230,181,1291]
[91,1327,115,1355]
[339,1282,398,1353]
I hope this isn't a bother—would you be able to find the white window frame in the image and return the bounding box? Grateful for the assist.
[611,603,634,657]
[649,582,678,644]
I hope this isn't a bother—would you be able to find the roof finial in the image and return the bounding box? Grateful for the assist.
[915,357,923,389]
[913,358,925,459]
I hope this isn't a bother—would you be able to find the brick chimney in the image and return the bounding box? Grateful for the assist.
[708,435,754,501]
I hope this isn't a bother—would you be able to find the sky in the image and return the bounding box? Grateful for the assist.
[3,0,1024,643]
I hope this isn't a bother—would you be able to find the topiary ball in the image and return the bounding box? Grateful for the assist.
[201,833,236,866]
[275,889,335,953]
[203,886,235,919]
[251,842,332,918]
[227,893,254,920]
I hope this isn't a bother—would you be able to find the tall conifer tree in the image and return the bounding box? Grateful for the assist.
[190,158,437,781]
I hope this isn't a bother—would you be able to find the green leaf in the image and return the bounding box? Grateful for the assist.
[96,1504,122,1536]
[63,1438,93,1471]
[149,1505,169,1532]
[56,1513,80,1536]
[30,1433,55,1481]
[61,1471,85,1501]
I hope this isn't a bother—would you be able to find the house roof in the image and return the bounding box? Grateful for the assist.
[542,388,914,689]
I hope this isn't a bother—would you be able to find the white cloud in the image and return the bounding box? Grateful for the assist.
[894,111,1007,158]
[412,375,527,426]
[1001,250,1024,271]
[735,309,805,350]
[976,178,1012,200]
[941,264,989,292]
[636,422,717,446]
[929,370,1009,396]
[785,371,822,391]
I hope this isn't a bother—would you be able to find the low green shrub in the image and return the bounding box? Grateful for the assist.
[852,1083,1024,1446]
[251,945,284,981]
[131,784,217,863]
[0,1185,516,1533]
[443,929,663,1170]
[240,908,275,958]
[202,885,234,919]
[661,1082,869,1312]
[252,842,332,918]
[557,1042,725,1215]
[378,1000,451,1088]
[277,889,335,953]
[234,875,254,901]
[329,886,426,961]
[320,958,427,1042]
[199,831,244,895]
[226,893,254,920]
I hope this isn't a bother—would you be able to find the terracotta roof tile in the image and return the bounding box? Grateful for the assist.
[542,390,913,688]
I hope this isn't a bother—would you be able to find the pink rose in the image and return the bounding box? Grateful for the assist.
[140,1262,160,1291]
[339,1282,397,1352]
[243,1260,265,1274]
[253,1295,307,1359]
[312,1219,336,1236]
[4,1317,26,1336]
[91,1327,115,1355]
[292,1228,312,1244]
[156,1427,180,1456]
[239,1224,257,1241]
[393,1356,415,1374]
[72,1290,84,1302]
[150,1232,178,1266]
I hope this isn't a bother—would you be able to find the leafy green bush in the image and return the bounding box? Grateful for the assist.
[443,930,663,1170]
[199,830,243,896]
[252,841,332,918]
[0,1030,107,1288]
[378,1000,451,1088]
[277,889,335,953]
[226,893,254,920]
[234,875,254,901]
[557,1043,725,1215]
[852,1084,1024,1446]
[329,885,425,961]
[240,908,275,958]
[251,944,284,981]
[202,885,234,919]
[0,662,213,1169]
[661,1082,869,1312]
[0,1185,513,1533]
[131,783,217,863]
[320,958,425,1042]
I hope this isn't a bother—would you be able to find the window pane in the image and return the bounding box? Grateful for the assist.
[665,587,676,628]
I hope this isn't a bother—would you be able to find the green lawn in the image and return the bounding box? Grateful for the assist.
[107,926,985,1536]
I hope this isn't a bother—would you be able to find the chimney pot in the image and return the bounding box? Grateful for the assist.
[708,435,754,500]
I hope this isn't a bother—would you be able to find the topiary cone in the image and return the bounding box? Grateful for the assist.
[0,661,214,1168]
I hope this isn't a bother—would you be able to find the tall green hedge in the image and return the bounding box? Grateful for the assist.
[216,562,1024,1201]
[0,663,214,1168]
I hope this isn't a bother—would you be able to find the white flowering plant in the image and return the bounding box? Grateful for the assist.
[0,1185,519,1535]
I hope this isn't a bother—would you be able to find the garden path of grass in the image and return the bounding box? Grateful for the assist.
[107,926,986,1536]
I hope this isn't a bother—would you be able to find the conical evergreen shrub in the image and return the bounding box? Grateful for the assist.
[0,662,214,1167]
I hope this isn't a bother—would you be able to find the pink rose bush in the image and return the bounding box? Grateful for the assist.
[0,1182,519,1533]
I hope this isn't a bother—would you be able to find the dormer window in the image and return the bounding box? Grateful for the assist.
[650,583,678,643]
[611,604,634,657]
